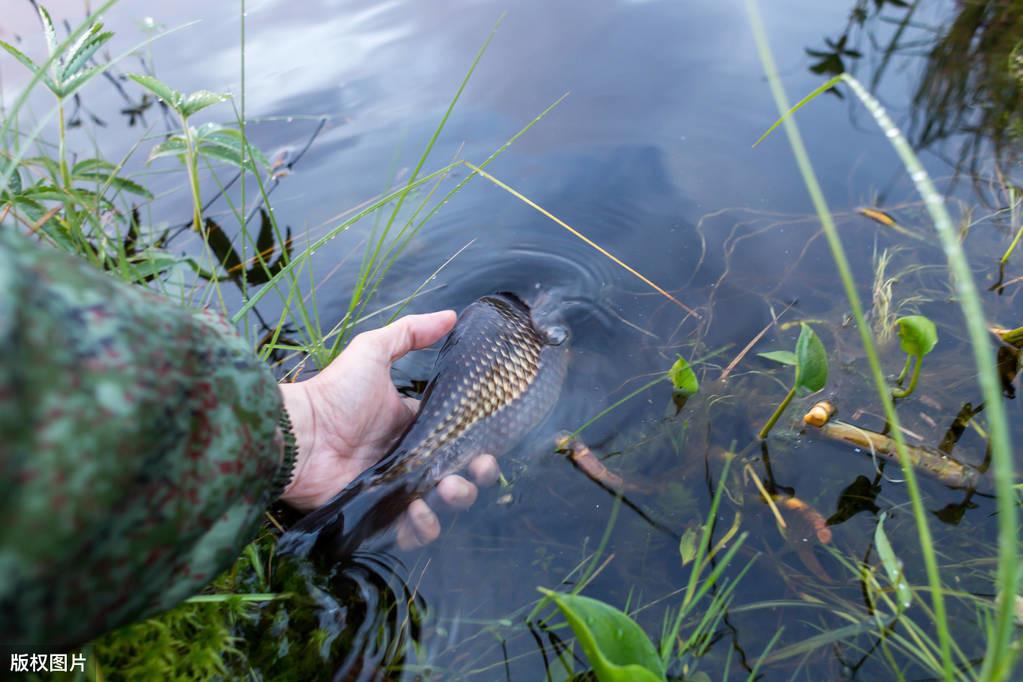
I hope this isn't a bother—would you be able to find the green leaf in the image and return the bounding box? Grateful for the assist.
[127,73,183,111]
[196,124,269,172]
[896,315,938,358]
[180,89,229,118]
[0,159,22,194]
[148,136,188,163]
[539,589,666,682]
[679,526,699,566]
[37,5,58,59]
[794,323,828,395]
[72,158,116,175]
[758,350,798,366]
[0,41,55,94]
[60,28,113,82]
[668,355,699,396]
[126,250,199,283]
[74,171,154,199]
[752,75,842,148]
[55,65,103,98]
[874,513,913,611]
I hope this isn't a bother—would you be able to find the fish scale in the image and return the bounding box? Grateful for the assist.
[278,292,569,562]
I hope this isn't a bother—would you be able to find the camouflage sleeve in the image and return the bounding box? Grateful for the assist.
[0,229,296,651]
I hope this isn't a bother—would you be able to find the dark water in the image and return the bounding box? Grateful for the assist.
[5,0,1021,679]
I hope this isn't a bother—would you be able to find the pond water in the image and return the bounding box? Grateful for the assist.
[4,0,1021,679]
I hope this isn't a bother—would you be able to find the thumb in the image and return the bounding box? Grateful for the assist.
[368,310,457,363]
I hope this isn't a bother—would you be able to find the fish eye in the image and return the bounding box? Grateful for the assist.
[544,325,568,346]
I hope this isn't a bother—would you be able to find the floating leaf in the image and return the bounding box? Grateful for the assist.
[794,323,828,395]
[679,526,699,566]
[128,73,183,111]
[874,513,912,611]
[539,589,665,682]
[896,315,938,358]
[668,355,699,396]
[758,350,798,366]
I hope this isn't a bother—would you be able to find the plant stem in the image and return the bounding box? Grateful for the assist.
[57,98,71,188]
[179,112,202,230]
[758,386,796,440]
[896,354,912,385]
[892,356,921,398]
[999,186,1020,265]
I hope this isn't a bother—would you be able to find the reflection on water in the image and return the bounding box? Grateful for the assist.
[5,0,1021,678]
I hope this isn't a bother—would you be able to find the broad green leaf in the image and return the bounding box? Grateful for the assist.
[72,158,116,175]
[668,355,699,396]
[180,89,229,117]
[758,350,798,366]
[128,73,182,111]
[60,29,113,82]
[539,589,666,682]
[196,124,269,171]
[874,513,912,611]
[679,526,699,566]
[148,136,188,162]
[794,323,828,395]
[896,315,938,358]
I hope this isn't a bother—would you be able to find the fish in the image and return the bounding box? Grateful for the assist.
[278,292,570,562]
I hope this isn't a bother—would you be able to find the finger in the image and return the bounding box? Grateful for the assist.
[468,454,500,487]
[436,475,478,510]
[397,499,441,550]
[359,311,457,364]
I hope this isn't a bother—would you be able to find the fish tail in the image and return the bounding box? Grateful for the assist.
[278,479,421,562]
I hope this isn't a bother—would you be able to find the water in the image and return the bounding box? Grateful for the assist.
[4,0,1021,679]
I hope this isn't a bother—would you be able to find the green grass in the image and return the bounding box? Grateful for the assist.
[746,0,1018,679]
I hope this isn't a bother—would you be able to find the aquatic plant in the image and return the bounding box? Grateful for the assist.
[756,322,828,439]
[892,314,938,399]
[747,1,1019,678]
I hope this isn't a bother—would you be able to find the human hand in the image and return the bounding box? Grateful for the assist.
[279,311,500,550]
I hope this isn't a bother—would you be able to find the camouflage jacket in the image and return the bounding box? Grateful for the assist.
[0,229,296,650]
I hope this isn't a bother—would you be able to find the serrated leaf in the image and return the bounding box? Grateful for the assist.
[0,41,48,88]
[679,526,699,566]
[128,73,182,111]
[794,323,828,395]
[667,355,699,396]
[38,5,58,58]
[55,65,103,98]
[0,159,22,194]
[896,315,938,358]
[148,136,188,163]
[72,158,116,175]
[539,589,665,682]
[874,513,912,611]
[74,171,154,199]
[758,350,798,366]
[60,29,113,82]
[180,89,229,117]
[197,124,269,171]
